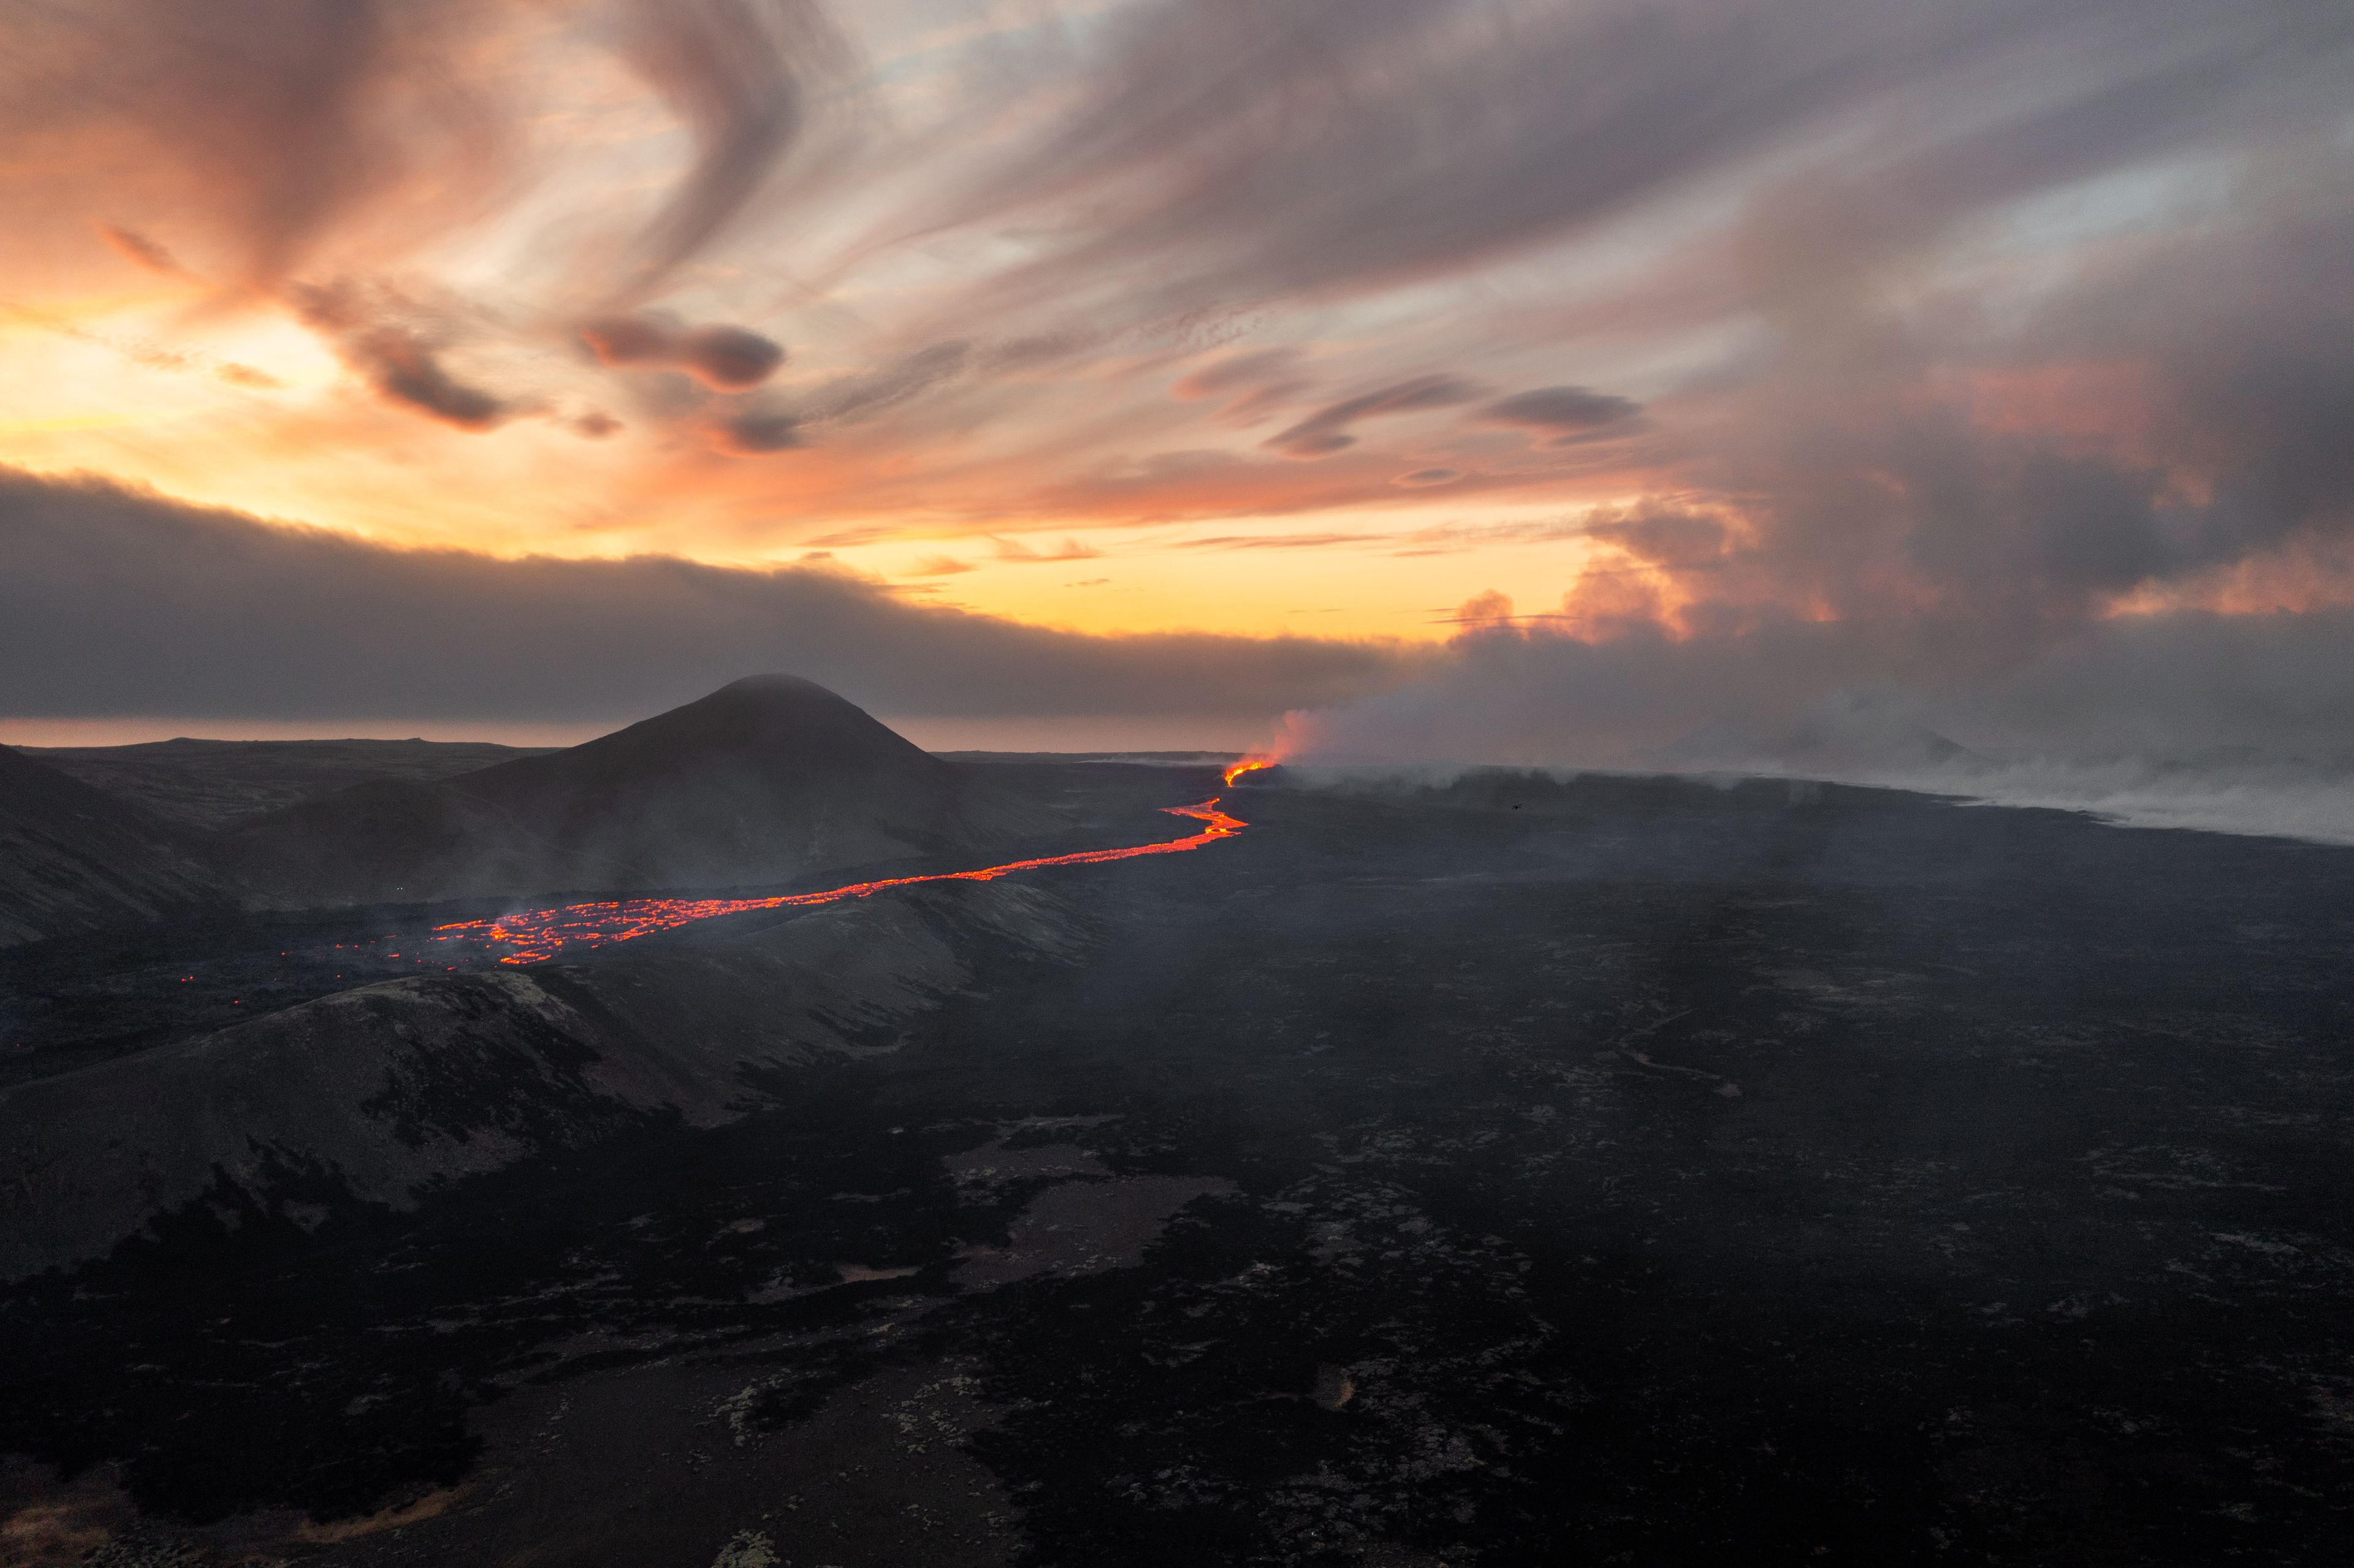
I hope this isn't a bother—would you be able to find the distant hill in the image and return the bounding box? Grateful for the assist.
[221,676,1068,908]
[0,745,232,947]
[23,736,557,829]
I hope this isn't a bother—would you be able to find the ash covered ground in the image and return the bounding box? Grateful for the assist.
[5,763,2353,1565]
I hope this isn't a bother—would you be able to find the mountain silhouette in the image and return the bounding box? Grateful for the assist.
[224,676,1065,908]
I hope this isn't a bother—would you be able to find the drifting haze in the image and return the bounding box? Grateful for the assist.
[2,0,2350,781]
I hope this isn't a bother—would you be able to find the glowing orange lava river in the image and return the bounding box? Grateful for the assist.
[432,790,1259,965]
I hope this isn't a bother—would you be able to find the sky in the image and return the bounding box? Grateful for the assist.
[2,0,2352,766]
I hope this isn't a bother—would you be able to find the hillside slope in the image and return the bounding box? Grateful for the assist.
[0,879,1083,1278]
[0,745,231,948]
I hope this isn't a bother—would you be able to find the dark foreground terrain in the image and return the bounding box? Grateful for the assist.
[4,765,2352,1565]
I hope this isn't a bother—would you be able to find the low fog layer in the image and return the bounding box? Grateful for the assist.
[11,463,2354,840]
[0,468,1411,728]
[1281,621,2354,844]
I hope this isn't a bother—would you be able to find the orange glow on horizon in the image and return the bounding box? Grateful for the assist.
[8,2,2333,691]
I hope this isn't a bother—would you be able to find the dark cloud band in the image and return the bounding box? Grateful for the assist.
[0,468,1413,725]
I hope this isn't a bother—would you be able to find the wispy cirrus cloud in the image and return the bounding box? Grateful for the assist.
[1264,376,1483,459]
[1,0,2350,754]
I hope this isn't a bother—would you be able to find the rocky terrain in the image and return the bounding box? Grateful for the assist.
[0,743,230,948]
[2,760,2352,1564]
[0,881,1081,1279]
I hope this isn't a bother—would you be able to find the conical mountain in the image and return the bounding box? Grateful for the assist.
[225,676,1064,908]
[0,744,231,946]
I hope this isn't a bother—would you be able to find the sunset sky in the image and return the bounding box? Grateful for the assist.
[4,0,2352,758]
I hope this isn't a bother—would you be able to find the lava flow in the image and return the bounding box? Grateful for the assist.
[434,793,1252,965]
[1222,756,1276,785]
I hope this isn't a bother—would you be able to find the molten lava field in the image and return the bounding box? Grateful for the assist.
[5,763,2354,1566]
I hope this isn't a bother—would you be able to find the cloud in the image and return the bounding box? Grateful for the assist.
[1478,386,1640,439]
[1170,349,1314,426]
[1273,145,2354,818]
[579,313,785,389]
[289,281,510,430]
[96,224,192,279]
[0,0,850,433]
[1265,375,1482,458]
[1279,611,2354,842]
[602,0,859,304]
[1285,609,2354,770]
[1173,349,1304,400]
[1386,517,1587,557]
[1449,590,1517,629]
[1582,503,1730,565]
[1624,150,2354,637]
[215,363,284,390]
[4,0,2353,769]
[1171,532,1387,552]
[797,342,973,425]
[710,408,802,454]
[5,0,516,292]
[990,536,1100,563]
[0,467,1415,723]
[869,0,2345,338]
[0,300,273,389]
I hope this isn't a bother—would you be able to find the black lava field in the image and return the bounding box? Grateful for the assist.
[5,764,2353,1566]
